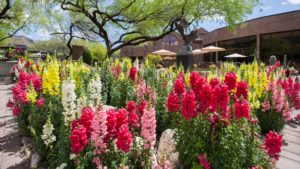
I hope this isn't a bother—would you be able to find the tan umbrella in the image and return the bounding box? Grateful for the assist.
[192,49,209,55]
[202,46,226,62]
[152,49,176,56]
[163,56,176,60]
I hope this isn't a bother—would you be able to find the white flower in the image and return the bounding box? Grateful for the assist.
[69,153,76,160]
[56,163,67,169]
[88,74,102,107]
[62,79,77,125]
[17,59,24,70]
[76,95,87,118]
[41,117,56,147]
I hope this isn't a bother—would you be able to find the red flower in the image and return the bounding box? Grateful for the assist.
[198,84,211,113]
[28,74,42,91]
[129,67,137,81]
[12,106,21,116]
[236,81,248,99]
[181,90,197,120]
[116,124,132,152]
[25,61,31,68]
[190,71,200,90]
[209,78,220,88]
[234,99,250,119]
[79,107,94,137]
[12,85,28,104]
[264,131,282,160]
[197,154,211,169]
[275,61,281,68]
[295,114,300,121]
[128,111,139,128]
[137,101,147,117]
[36,98,44,107]
[6,99,15,108]
[116,109,128,131]
[224,72,237,90]
[166,91,179,113]
[70,125,88,154]
[291,80,300,110]
[106,109,117,141]
[126,101,136,113]
[174,73,185,95]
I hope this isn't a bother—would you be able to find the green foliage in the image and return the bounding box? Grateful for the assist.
[110,78,135,108]
[255,110,285,134]
[28,38,68,55]
[145,54,162,67]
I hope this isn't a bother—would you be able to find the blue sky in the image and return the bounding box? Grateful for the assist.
[19,0,300,41]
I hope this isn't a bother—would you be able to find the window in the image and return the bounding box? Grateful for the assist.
[162,35,178,46]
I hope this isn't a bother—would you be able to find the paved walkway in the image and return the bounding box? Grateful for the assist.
[0,76,30,169]
[276,110,300,169]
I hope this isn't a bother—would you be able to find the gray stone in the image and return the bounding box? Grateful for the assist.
[30,152,41,168]
[157,129,179,168]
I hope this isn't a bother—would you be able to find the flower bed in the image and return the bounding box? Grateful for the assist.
[6,57,299,168]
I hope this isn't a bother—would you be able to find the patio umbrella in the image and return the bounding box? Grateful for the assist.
[163,56,175,60]
[202,45,226,62]
[224,53,247,58]
[192,49,209,55]
[152,49,176,56]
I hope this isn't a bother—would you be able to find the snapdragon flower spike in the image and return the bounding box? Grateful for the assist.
[234,99,250,119]
[197,154,211,169]
[105,109,117,141]
[174,72,185,95]
[141,107,156,149]
[116,108,128,131]
[264,131,282,160]
[291,79,300,109]
[166,91,179,113]
[198,84,211,113]
[70,124,88,154]
[129,66,137,81]
[116,124,132,152]
[190,71,201,90]
[224,72,237,91]
[79,107,94,137]
[91,109,108,155]
[236,81,248,99]
[126,101,139,128]
[181,90,197,121]
[209,78,220,88]
[138,101,147,117]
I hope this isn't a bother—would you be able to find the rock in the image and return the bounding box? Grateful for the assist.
[157,129,179,168]
[30,152,41,169]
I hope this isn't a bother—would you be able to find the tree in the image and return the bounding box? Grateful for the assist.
[56,0,257,57]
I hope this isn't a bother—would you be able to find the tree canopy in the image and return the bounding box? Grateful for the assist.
[1,0,258,57]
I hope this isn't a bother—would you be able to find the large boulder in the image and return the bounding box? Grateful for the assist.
[157,129,179,168]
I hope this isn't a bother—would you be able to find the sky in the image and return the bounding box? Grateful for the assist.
[18,0,300,41]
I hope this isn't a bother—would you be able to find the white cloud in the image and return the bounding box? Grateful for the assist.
[282,0,300,5]
[260,5,272,11]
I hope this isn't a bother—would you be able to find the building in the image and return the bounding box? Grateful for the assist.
[120,10,300,66]
[204,10,300,64]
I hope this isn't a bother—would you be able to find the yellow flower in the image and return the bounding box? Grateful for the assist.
[27,84,37,103]
[42,59,60,95]
[118,72,125,81]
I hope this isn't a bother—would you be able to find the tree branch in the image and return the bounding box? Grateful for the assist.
[0,0,11,20]
[0,22,27,42]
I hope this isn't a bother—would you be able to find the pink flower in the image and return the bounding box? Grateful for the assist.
[91,109,108,155]
[116,124,132,152]
[273,88,284,112]
[197,154,211,169]
[295,114,300,121]
[261,101,271,112]
[141,107,156,149]
[36,98,44,107]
